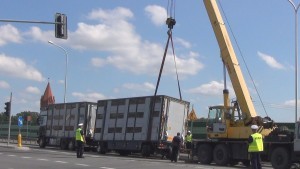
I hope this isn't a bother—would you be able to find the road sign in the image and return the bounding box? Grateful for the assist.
[18,116,23,127]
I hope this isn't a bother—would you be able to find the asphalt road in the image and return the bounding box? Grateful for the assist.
[0,144,277,169]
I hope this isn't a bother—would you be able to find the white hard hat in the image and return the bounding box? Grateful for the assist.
[251,125,258,130]
[78,123,83,127]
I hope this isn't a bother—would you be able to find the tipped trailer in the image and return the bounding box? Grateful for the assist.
[93,95,190,158]
[37,102,97,150]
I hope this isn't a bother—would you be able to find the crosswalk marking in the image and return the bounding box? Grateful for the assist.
[55,160,68,164]
[100,167,116,169]
[37,158,49,161]
[8,154,16,157]
[21,156,32,159]
[76,163,90,167]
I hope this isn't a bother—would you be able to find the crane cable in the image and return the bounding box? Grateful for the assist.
[218,1,269,117]
[153,0,182,100]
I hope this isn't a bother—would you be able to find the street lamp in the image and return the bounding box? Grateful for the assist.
[48,40,68,104]
[288,0,300,123]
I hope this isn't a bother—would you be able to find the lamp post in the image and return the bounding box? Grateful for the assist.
[288,0,300,123]
[48,40,68,104]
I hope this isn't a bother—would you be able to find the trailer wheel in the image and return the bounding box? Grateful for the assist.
[39,137,46,148]
[60,139,68,150]
[197,144,213,164]
[213,144,229,166]
[68,140,75,151]
[142,145,151,157]
[97,144,106,154]
[242,160,250,167]
[271,147,291,169]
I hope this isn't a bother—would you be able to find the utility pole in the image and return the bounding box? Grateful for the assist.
[7,92,12,146]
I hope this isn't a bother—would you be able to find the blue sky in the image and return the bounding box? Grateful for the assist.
[0,0,299,122]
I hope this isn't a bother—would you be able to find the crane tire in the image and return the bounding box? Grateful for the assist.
[213,144,230,166]
[271,147,291,169]
[197,144,213,164]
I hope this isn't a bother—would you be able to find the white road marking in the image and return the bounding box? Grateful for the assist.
[55,160,68,164]
[100,167,116,169]
[8,154,16,157]
[21,156,32,159]
[37,158,49,161]
[76,163,90,167]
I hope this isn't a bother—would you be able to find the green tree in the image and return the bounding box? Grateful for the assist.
[15,111,39,125]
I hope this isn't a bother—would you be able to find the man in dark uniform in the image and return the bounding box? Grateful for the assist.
[171,132,181,162]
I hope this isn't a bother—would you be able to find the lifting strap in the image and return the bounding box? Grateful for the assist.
[153,17,182,100]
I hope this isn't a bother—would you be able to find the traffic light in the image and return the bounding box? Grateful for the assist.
[55,13,68,39]
[4,102,11,116]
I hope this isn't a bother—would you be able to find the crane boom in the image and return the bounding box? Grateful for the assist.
[204,0,257,124]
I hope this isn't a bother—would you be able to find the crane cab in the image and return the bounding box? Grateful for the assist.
[206,105,252,140]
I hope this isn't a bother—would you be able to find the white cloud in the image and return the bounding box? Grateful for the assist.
[0,81,10,89]
[91,58,107,67]
[174,37,192,48]
[58,80,65,84]
[122,82,155,92]
[258,51,285,70]
[25,86,40,95]
[0,24,22,46]
[187,81,234,96]
[0,53,45,81]
[26,7,204,77]
[72,92,106,102]
[145,5,167,26]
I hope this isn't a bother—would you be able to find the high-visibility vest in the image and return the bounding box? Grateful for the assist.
[185,134,192,142]
[248,133,263,152]
[76,128,84,142]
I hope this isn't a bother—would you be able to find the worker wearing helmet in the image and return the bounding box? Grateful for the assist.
[185,131,192,149]
[248,125,263,169]
[76,123,86,158]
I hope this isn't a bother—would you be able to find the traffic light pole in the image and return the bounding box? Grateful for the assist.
[7,92,12,146]
[0,12,68,39]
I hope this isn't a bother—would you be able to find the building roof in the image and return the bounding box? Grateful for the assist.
[40,82,55,108]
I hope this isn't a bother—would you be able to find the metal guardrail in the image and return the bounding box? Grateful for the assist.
[0,124,38,141]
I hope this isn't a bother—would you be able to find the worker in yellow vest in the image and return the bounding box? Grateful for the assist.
[76,123,86,158]
[185,131,192,149]
[248,125,263,169]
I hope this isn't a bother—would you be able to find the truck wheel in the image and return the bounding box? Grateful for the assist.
[39,137,46,148]
[271,147,291,169]
[142,145,151,157]
[213,144,229,166]
[197,144,213,164]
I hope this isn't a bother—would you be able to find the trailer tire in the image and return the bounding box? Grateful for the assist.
[142,145,151,157]
[197,144,213,164]
[97,144,106,154]
[68,140,75,151]
[39,137,46,148]
[242,160,250,167]
[271,147,291,169]
[60,139,68,150]
[213,144,229,166]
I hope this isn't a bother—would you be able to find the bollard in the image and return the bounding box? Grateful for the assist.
[18,133,22,147]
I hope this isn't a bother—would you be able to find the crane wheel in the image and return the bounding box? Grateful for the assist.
[197,144,213,164]
[271,147,291,169]
[213,144,229,166]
